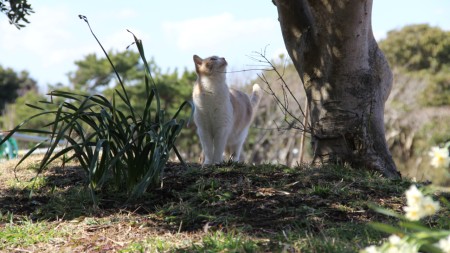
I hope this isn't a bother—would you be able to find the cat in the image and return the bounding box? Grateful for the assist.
[192,54,263,165]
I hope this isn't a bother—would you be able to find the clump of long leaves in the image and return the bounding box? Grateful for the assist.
[0,15,192,202]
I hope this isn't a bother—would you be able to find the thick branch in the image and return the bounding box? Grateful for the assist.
[274,0,317,83]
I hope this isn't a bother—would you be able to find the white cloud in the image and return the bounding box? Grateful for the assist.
[0,4,83,88]
[1,6,70,52]
[162,13,278,51]
[0,3,153,89]
[0,4,284,89]
[0,5,83,66]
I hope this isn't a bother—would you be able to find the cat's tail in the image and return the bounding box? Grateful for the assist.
[250,83,263,113]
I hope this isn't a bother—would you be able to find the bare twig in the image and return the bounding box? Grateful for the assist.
[251,50,310,133]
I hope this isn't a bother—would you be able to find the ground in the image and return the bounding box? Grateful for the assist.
[0,156,446,252]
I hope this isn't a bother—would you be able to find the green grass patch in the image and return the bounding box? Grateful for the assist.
[0,218,67,250]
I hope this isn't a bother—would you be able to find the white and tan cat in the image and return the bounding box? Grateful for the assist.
[192,54,262,165]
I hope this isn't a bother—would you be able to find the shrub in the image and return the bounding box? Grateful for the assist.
[0,16,193,202]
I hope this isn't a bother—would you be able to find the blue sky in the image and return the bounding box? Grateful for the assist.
[1,1,449,92]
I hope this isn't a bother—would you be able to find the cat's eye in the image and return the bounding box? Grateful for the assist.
[210,57,218,61]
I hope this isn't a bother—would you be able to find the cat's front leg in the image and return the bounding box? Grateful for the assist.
[212,128,230,164]
[198,129,214,165]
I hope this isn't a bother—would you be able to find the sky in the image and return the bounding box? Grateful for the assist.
[1,1,449,93]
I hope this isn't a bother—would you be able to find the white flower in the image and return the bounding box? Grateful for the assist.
[361,245,380,253]
[362,235,419,253]
[403,204,423,221]
[421,196,440,216]
[388,235,402,245]
[385,235,419,253]
[428,146,450,168]
[405,185,423,207]
[439,235,450,253]
[403,185,440,221]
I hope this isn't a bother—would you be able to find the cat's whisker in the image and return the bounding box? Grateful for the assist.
[220,68,273,74]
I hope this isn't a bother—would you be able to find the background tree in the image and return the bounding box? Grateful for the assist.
[0,0,33,29]
[379,24,450,107]
[0,65,37,114]
[379,24,450,73]
[1,90,54,144]
[272,0,399,177]
[69,50,143,93]
[378,25,450,180]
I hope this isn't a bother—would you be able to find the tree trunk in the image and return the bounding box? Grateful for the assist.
[273,0,400,178]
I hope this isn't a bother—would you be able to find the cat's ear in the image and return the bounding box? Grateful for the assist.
[193,55,203,66]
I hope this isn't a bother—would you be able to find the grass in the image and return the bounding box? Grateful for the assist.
[0,218,67,249]
[0,157,448,252]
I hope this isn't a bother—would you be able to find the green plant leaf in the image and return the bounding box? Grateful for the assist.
[369,222,404,235]
[367,203,404,219]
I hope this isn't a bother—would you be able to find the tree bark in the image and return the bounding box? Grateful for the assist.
[273,0,400,178]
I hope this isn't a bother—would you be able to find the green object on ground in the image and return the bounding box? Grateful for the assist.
[0,135,18,160]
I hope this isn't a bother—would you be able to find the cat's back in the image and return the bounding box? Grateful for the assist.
[229,88,253,130]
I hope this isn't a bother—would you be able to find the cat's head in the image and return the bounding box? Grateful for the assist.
[193,55,227,76]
